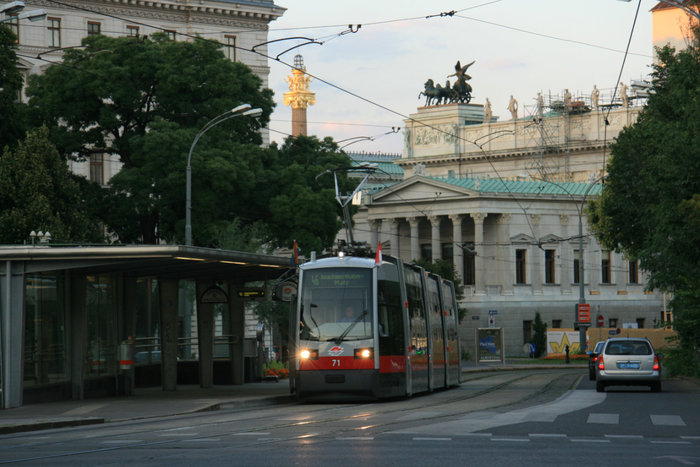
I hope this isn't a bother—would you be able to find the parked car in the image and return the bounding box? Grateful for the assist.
[595,337,662,392]
[587,341,605,381]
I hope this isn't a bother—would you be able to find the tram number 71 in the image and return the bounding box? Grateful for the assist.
[332,359,341,367]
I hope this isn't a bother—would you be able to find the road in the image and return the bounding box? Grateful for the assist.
[0,369,697,466]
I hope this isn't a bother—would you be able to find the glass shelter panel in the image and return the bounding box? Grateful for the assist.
[85,274,117,378]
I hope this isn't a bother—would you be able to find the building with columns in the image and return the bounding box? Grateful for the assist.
[351,95,665,357]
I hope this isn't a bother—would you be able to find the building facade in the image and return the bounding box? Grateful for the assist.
[351,97,665,357]
[7,0,285,184]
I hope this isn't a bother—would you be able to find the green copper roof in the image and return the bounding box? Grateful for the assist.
[433,176,603,196]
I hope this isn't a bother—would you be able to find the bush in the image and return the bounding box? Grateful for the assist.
[263,360,289,379]
[659,345,700,378]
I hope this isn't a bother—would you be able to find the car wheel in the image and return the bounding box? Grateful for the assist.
[651,381,662,393]
[596,381,605,392]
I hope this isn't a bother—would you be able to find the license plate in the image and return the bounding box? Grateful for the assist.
[617,362,640,369]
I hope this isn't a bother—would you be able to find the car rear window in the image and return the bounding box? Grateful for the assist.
[605,341,652,356]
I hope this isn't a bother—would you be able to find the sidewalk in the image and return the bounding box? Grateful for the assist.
[0,362,585,435]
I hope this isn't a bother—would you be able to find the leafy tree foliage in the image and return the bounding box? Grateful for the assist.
[26,33,273,245]
[591,27,700,372]
[0,127,102,243]
[0,26,26,152]
[414,257,467,322]
[532,312,547,358]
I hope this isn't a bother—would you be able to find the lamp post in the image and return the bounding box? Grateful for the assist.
[185,104,263,246]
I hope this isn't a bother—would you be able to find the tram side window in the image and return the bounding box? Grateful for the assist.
[404,266,428,354]
[378,264,403,355]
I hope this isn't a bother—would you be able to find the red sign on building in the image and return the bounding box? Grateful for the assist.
[577,303,591,323]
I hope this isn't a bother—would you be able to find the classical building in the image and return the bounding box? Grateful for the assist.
[6,0,285,184]
[351,94,665,357]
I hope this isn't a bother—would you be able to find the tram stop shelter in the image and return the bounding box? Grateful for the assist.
[0,245,293,409]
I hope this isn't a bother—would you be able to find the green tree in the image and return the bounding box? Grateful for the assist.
[26,33,274,245]
[0,127,102,243]
[414,257,467,322]
[0,25,27,152]
[591,27,700,373]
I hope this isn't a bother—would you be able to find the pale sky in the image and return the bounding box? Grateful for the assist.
[264,0,657,155]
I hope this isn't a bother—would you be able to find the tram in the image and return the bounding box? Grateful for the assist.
[289,250,461,400]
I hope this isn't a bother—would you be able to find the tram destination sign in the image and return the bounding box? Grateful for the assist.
[309,270,368,287]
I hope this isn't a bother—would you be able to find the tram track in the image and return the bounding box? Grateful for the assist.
[0,369,583,464]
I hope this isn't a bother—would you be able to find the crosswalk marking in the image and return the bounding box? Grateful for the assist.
[650,415,685,426]
[587,413,619,424]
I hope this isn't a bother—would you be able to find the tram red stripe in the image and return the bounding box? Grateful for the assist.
[299,356,373,371]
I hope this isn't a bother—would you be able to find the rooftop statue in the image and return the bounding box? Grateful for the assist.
[418,60,474,106]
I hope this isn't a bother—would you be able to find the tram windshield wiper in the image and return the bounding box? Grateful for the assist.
[334,310,368,345]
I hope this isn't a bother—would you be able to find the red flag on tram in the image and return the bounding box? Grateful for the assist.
[293,240,299,266]
[375,242,382,264]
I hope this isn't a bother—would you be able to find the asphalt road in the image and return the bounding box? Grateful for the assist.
[0,369,697,466]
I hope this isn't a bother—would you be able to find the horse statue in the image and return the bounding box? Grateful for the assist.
[419,79,452,106]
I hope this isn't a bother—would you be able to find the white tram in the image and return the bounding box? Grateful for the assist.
[289,252,461,400]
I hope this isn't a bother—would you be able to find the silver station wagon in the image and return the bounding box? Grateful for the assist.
[595,337,662,393]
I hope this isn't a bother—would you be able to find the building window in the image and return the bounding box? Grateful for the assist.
[515,248,527,284]
[628,260,639,284]
[447,170,455,178]
[601,250,611,284]
[523,320,533,344]
[47,17,61,48]
[544,249,556,284]
[464,254,475,286]
[90,154,104,185]
[636,318,645,329]
[573,249,581,284]
[165,29,176,41]
[87,21,101,36]
[127,25,139,37]
[551,319,562,329]
[420,244,432,262]
[225,35,236,61]
[441,243,453,263]
[609,318,618,328]
[7,15,19,42]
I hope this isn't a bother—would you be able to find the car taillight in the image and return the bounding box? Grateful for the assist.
[653,354,660,371]
[593,356,598,363]
[597,355,605,370]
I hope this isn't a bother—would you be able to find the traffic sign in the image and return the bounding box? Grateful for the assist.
[597,314,605,327]
[577,303,591,323]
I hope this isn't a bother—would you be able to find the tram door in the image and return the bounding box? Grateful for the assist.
[441,279,461,385]
[425,274,446,390]
[403,265,429,393]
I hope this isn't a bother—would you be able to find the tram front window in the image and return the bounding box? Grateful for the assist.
[299,268,373,342]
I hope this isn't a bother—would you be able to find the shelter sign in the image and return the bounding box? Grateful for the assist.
[476,328,505,365]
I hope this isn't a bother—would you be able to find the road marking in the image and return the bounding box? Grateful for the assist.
[650,440,691,445]
[491,437,530,442]
[570,438,610,443]
[101,440,142,444]
[587,413,619,424]
[605,434,644,439]
[650,415,685,426]
[680,436,700,440]
[529,433,567,438]
[413,437,452,441]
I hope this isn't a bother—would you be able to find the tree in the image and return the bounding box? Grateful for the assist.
[414,257,468,322]
[0,126,102,243]
[0,25,27,152]
[591,27,700,373]
[26,33,274,245]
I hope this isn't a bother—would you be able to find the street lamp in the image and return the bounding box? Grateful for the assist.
[185,104,263,246]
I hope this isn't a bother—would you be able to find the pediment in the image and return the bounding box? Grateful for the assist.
[372,175,478,204]
[539,234,562,245]
[511,233,535,244]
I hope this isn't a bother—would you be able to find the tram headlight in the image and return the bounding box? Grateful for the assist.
[300,349,318,360]
[354,348,373,359]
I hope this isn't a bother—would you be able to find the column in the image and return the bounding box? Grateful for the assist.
[228,282,246,385]
[429,215,441,261]
[196,280,215,389]
[369,219,381,251]
[529,215,542,294]
[389,219,400,257]
[1,261,26,408]
[497,214,512,295]
[408,217,421,261]
[559,215,571,294]
[471,213,486,295]
[159,278,179,391]
[449,214,463,283]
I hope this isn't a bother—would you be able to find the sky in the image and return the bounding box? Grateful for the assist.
[262,0,657,155]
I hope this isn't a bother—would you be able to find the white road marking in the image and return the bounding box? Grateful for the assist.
[587,413,619,424]
[570,438,611,443]
[491,437,530,442]
[650,415,685,426]
[529,433,567,438]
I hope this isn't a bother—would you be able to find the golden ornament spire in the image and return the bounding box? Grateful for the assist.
[283,55,316,136]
